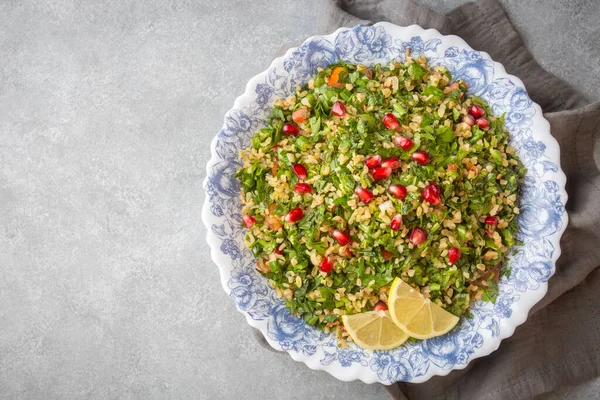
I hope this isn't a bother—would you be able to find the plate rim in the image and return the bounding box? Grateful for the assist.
[202,22,569,384]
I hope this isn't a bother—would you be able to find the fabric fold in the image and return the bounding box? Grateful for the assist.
[447,0,588,111]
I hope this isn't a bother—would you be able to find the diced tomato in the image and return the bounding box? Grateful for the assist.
[328,66,346,88]
[292,107,310,124]
[381,248,394,261]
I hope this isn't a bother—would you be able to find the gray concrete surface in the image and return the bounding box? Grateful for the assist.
[0,1,598,399]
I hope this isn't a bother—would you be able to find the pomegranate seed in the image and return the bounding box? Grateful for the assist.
[448,247,461,264]
[373,301,388,311]
[462,114,476,126]
[319,256,333,273]
[393,135,414,151]
[282,122,300,135]
[388,184,407,200]
[332,229,351,246]
[421,183,442,205]
[484,215,498,236]
[354,186,375,204]
[382,113,399,130]
[242,215,256,228]
[409,227,427,246]
[294,183,312,193]
[468,105,486,119]
[284,207,304,223]
[332,101,346,117]
[273,248,283,255]
[476,118,490,130]
[365,155,382,169]
[292,164,308,180]
[410,151,430,165]
[381,157,401,170]
[371,166,392,180]
[390,214,403,231]
[485,216,498,227]
[292,107,310,124]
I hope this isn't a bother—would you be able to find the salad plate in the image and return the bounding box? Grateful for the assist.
[202,22,568,384]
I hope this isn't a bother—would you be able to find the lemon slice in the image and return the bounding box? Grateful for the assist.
[341,310,409,350]
[388,277,460,339]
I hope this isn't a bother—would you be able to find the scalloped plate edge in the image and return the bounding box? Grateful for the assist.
[202,22,568,384]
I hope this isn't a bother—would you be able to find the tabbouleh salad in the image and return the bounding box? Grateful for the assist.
[236,53,526,342]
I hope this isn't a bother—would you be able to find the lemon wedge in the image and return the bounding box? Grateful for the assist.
[341,310,409,350]
[388,277,460,340]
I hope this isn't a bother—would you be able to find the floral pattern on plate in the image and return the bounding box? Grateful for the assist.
[203,23,568,384]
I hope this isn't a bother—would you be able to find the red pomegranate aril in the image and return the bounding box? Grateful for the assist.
[282,122,300,135]
[409,227,427,246]
[242,215,256,228]
[354,186,375,204]
[410,151,430,165]
[373,301,388,311]
[284,207,304,223]
[390,214,403,231]
[382,113,399,130]
[332,101,346,117]
[294,183,312,193]
[485,215,498,227]
[371,166,392,180]
[319,256,333,273]
[484,215,498,236]
[388,184,407,200]
[292,163,308,180]
[468,105,486,119]
[332,229,351,246]
[381,157,401,170]
[462,114,476,126]
[273,248,283,255]
[421,183,442,205]
[393,135,414,150]
[365,155,382,169]
[448,247,461,264]
[476,117,490,130]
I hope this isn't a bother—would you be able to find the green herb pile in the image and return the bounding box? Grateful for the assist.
[236,56,526,336]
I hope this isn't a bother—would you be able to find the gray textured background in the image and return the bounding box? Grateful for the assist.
[1,0,599,399]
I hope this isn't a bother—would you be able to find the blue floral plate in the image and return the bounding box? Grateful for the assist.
[202,23,568,384]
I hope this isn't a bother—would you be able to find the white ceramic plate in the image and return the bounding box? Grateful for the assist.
[203,23,568,384]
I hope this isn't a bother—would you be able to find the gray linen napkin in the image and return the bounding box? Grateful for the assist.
[252,0,600,398]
